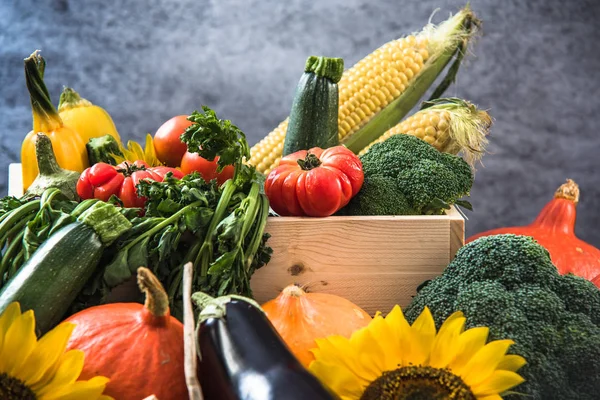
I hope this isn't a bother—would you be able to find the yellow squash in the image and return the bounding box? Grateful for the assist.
[21,51,89,190]
[58,86,121,143]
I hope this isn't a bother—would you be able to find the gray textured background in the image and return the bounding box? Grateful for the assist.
[1,0,599,245]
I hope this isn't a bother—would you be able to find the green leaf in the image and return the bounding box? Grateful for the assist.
[455,199,474,211]
[127,236,150,273]
[157,226,181,263]
[184,207,213,233]
[103,250,131,287]
[157,198,183,214]
[208,249,238,276]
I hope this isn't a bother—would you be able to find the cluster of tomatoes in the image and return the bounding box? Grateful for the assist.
[77,115,366,218]
[76,115,234,208]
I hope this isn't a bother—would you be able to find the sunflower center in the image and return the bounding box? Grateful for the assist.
[0,373,37,400]
[360,366,476,400]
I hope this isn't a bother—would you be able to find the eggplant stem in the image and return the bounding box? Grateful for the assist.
[192,292,265,323]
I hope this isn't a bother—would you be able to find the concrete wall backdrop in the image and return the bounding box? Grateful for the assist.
[1,0,599,244]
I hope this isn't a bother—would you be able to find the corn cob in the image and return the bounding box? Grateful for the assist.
[359,98,491,166]
[249,6,480,174]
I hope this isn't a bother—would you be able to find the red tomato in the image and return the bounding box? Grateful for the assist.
[76,160,184,208]
[153,115,193,167]
[180,151,235,186]
[264,146,364,217]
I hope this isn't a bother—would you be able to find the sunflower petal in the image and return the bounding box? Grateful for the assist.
[309,360,364,399]
[0,303,22,370]
[5,310,37,377]
[409,307,437,365]
[382,306,411,360]
[448,326,489,375]
[470,370,525,397]
[314,335,368,384]
[36,350,85,397]
[429,315,465,368]
[496,354,527,373]
[20,323,76,388]
[353,321,388,382]
[41,376,110,400]
[368,311,402,371]
[460,340,515,387]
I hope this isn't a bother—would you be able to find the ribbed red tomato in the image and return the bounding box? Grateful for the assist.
[264,146,364,217]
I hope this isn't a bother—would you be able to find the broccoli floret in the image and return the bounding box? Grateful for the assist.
[336,175,418,216]
[405,234,600,400]
[341,134,473,215]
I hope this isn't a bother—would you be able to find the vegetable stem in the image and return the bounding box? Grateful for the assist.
[24,51,62,133]
[305,56,344,83]
[34,134,62,175]
[297,152,322,170]
[0,201,41,238]
[0,229,26,283]
[121,200,203,253]
[0,213,35,249]
[244,194,270,271]
[58,87,93,112]
[137,267,170,318]
[196,181,237,277]
[240,183,260,239]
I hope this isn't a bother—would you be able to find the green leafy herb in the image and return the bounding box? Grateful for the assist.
[181,106,255,185]
[90,106,273,320]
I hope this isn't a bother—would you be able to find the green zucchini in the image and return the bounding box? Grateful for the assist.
[0,201,131,334]
[282,56,344,156]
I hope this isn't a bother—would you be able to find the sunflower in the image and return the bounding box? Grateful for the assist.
[309,305,526,400]
[0,302,112,400]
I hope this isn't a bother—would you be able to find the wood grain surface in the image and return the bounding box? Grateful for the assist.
[251,208,464,315]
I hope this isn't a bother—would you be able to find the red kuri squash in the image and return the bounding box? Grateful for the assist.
[261,284,372,367]
[65,267,188,399]
[467,179,600,286]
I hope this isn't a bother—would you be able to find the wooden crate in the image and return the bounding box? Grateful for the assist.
[8,163,464,315]
[252,209,464,315]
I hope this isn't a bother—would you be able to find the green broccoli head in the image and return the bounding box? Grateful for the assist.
[336,174,418,216]
[405,234,600,399]
[354,134,473,215]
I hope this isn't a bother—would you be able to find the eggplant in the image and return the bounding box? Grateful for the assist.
[194,294,338,400]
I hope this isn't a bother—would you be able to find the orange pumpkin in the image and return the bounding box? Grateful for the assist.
[262,284,372,367]
[467,179,600,286]
[65,268,188,399]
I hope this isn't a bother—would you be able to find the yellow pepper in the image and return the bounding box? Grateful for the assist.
[58,87,121,144]
[21,51,89,190]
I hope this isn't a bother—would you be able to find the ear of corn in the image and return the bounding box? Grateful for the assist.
[358,97,492,166]
[249,6,480,174]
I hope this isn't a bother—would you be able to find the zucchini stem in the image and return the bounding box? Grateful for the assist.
[305,56,344,83]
